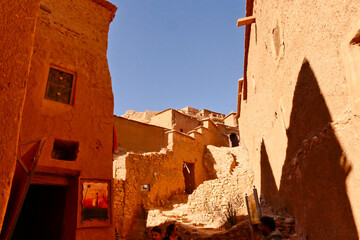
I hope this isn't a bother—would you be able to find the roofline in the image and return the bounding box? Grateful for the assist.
[173,109,199,120]
[91,0,117,20]
[224,112,236,119]
[113,115,170,131]
[154,108,173,116]
[199,109,225,116]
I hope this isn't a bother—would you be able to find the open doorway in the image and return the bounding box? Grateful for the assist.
[229,133,239,147]
[12,184,67,240]
[183,162,195,194]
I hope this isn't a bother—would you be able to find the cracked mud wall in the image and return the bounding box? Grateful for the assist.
[113,150,184,239]
[0,0,40,233]
[239,0,360,238]
[113,131,208,239]
[18,0,116,239]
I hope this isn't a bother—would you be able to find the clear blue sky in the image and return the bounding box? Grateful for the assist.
[107,0,246,116]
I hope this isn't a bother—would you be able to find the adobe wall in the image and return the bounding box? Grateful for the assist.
[239,0,360,239]
[172,111,202,133]
[113,131,209,238]
[113,150,183,239]
[168,131,208,187]
[19,0,116,239]
[114,116,168,152]
[149,109,201,134]
[0,0,40,232]
[224,114,237,127]
[188,120,238,148]
[149,110,174,129]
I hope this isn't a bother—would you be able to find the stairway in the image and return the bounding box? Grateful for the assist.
[147,145,254,229]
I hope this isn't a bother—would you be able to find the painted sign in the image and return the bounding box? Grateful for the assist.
[81,181,110,222]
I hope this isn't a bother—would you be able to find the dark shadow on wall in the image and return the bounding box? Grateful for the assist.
[261,59,358,239]
[260,140,283,208]
[202,148,218,180]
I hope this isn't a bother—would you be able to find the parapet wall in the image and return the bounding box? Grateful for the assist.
[114,116,168,152]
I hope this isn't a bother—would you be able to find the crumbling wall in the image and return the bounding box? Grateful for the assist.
[113,130,212,238]
[114,150,184,239]
[146,145,254,230]
[239,0,360,238]
[168,131,208,187]
[0,0,40,232]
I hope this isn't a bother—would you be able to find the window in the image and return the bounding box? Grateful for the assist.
[45,68,74,104]
[51,139,79,161]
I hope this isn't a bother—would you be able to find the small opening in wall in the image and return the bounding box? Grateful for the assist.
[51,139,79,161]
[230,134,239,147]
[180,129,183,133]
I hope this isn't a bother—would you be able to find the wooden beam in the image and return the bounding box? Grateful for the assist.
[235,78,244,119]
[32,173,72,186]
[237,16,256,27]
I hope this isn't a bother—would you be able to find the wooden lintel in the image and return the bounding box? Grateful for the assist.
[237,16,256,27]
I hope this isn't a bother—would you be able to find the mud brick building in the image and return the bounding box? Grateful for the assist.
[0,0,117,239]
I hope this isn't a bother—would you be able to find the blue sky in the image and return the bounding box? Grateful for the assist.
[107,0,246,116]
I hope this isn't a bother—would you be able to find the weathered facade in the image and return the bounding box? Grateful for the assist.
[238,0,360,239]
[1,0,117,239]
[0,0,40,233]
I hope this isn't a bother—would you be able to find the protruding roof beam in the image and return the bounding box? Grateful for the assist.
[237,16,256,27]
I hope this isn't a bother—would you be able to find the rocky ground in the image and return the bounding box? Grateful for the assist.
[146,146,254,229]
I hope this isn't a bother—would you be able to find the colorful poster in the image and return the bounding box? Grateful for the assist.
[81,181,109,222]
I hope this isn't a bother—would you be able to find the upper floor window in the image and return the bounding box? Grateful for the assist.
[45,67,74,104]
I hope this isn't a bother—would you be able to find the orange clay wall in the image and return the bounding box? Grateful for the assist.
[239,0,360,238]
[0,0,40,232]
[114,116,168,152]
[19,0,116,239]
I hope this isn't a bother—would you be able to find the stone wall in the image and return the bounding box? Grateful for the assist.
[239,0,360,238]
[113,130,212,238]
[0,0,40,232]
[113,179,125,235]
[146,146,254,229]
